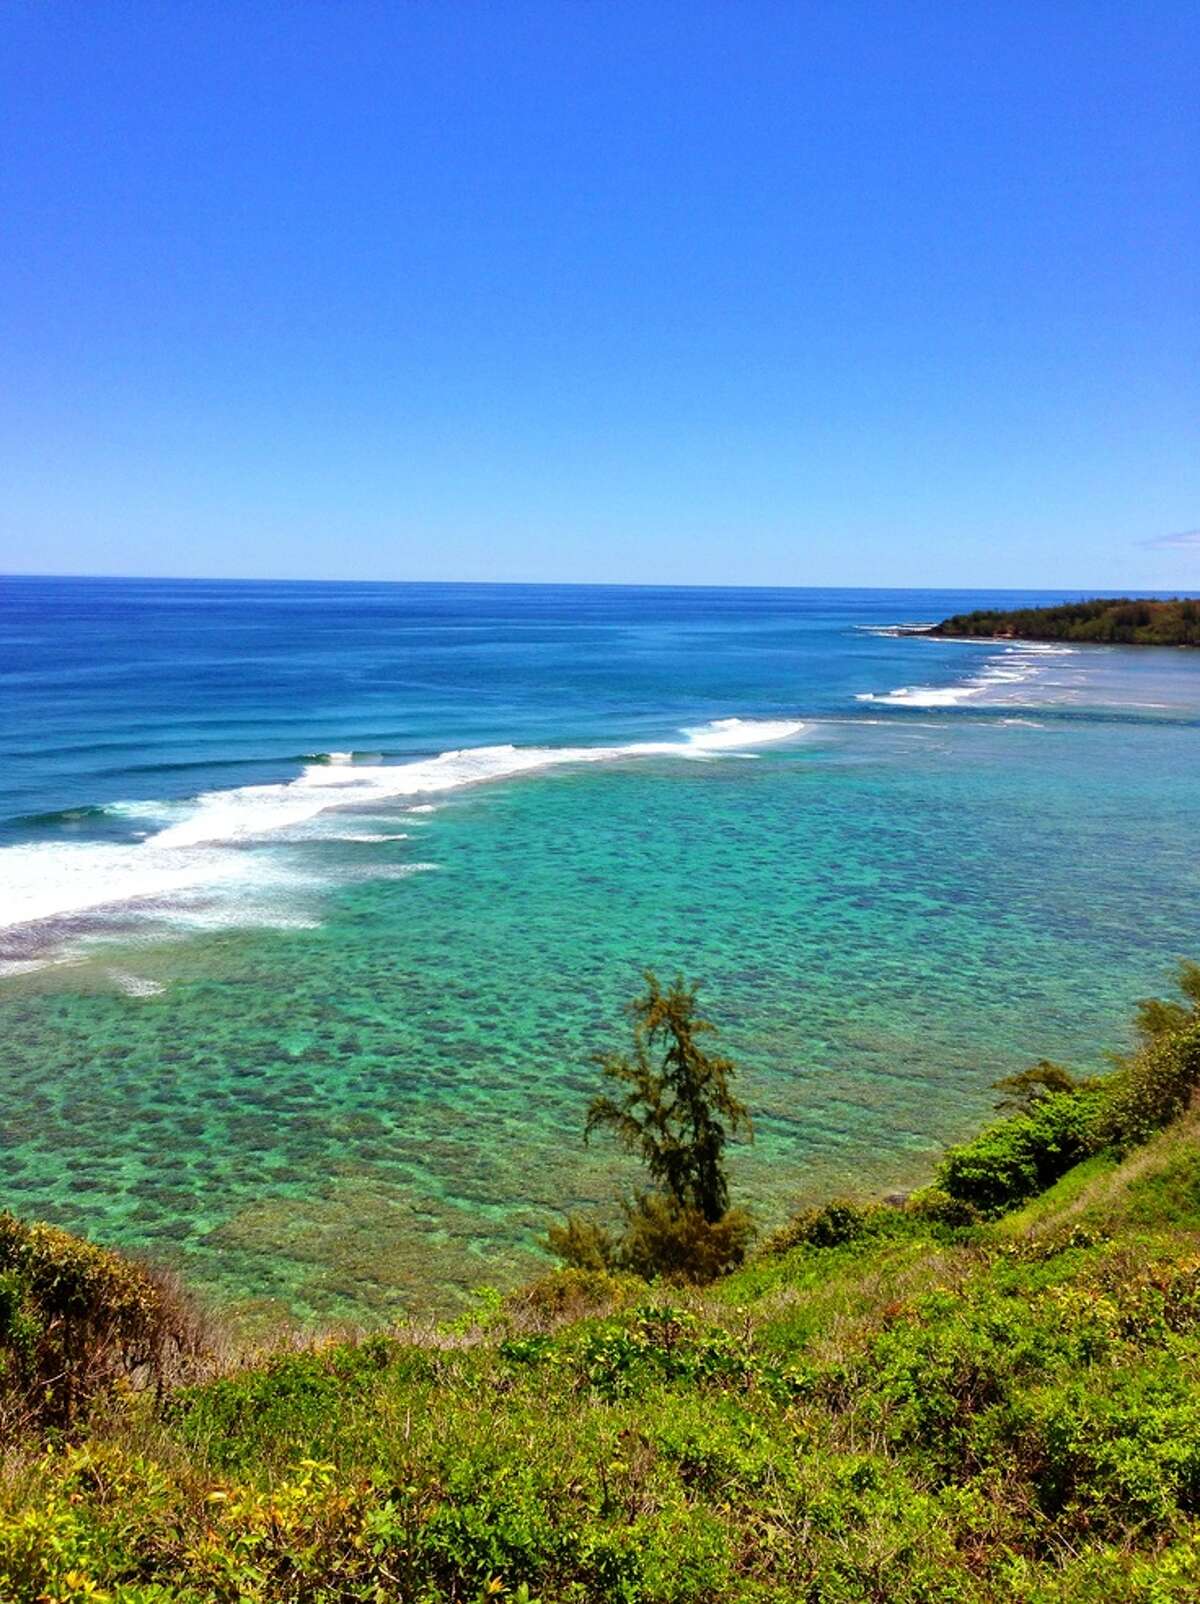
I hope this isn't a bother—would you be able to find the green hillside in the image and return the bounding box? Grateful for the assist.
[925,597,1200,646]
[3,971,1200,1602]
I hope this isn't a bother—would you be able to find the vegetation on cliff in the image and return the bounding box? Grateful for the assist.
[925,597,1200,646]
[2,963,1200,1601]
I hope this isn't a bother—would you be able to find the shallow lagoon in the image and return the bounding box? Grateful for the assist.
[1,581,1197,1321]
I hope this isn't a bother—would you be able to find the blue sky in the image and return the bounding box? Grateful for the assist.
[1,1,1196,587]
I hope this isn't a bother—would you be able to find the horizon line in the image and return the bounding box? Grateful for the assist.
[3,572,1198,597]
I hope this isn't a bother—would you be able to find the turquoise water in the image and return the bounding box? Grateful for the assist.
[2,579,1198,1322]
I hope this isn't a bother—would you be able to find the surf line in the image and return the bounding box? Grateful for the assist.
[0,717,806,934]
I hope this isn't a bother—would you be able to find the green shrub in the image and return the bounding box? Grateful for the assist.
[503,1267,636,1327]
[542,1214,617,1274]
[7,967,1200,1600]
[937,1091,1098,1214]
[1133,960,1200,1043]
[931,963,1200,1220]
[760,1197,876,1255]
[904,1186,981,1229]
[174,1338,405,1470]
[993,1058,1084,1111]
[0,1213,205,1432]
[1005,1378,1200,1539]
[1094,1022,1200,1152]
[549,1195,754,1285]
[617,1195,755,1283]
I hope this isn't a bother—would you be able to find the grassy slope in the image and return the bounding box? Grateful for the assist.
[998,1109,1200,1239]
[4,1121,1200,1602]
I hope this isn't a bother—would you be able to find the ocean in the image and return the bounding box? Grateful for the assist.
[2,576,1198,1322]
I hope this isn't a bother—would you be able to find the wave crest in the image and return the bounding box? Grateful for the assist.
[857,641,1076,708]
[0,717,805,945]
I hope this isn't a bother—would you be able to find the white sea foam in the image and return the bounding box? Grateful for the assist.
[327,831,412,843]
[856,684,985,707]
[680,716,803,750]
[144,719,803,849]
[107,970,166,998]
[0,839,321,937]
[857,640,1077,708]
[0,717,804,945]
[2,840,250,927]
[852,622,937,637]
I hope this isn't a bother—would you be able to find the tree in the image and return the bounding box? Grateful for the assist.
[584,970,751,1223]
[1133,960,1200,1044]
[992,1059,1080,1113]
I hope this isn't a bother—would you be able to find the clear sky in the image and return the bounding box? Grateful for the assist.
[1,1,1196,588]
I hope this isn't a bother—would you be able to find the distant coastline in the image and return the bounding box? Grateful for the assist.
[906,596,1200,647]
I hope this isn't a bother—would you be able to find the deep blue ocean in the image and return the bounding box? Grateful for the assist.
[2,576,1198,1320]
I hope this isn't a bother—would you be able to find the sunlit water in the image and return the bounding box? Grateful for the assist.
[1,578,1197,1322]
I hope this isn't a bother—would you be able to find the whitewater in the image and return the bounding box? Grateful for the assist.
[0,717,804,944]
[854,640,1077,708]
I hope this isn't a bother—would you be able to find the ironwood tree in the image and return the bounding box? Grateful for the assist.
[585,970,751,1223]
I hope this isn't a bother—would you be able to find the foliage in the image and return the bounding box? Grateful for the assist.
[502,1267,639,1328]
[941,962,1200,1214]
[549,1195,754,1285]
[760,1197,879,1255]
[937,1089,1100,1214]
[1080,962,1200,1153]
[584,970,751,1223]
[1133,959,1200,1044]
[993,1058,1082,1112]
[903,1185,982,1229]
[927,596,1200,646]
[0,1213,205,1432]
[549,970,755,1285]
[541,1214,617,1275]
[615,1194,755,1282]
[1095,1022,1200,1152]
[6,1176,1200,1600]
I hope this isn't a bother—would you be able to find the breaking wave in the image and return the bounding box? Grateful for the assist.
[855,642,1076,708]
[0,717,805,953]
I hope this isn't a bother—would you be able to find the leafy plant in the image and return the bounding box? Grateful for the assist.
[928,597,1200,647]
[760,1197,878,1255]
[937,1089,1098,1214]
[548,970,755,1284]
[6,964,1200,1600]
[585,970,751,1223]
[614,1193,754,1282]
[992,1058,1082,1112]
[0,1213,205,1431]
[1095,1021,1200,1152]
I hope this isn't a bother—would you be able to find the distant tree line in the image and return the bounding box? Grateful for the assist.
[926,597,1200,646]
